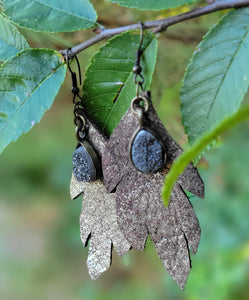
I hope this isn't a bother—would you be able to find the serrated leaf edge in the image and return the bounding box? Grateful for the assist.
[105,0,199,11]
[82,31,156,132]
[162,100,249,206]
[0,14,30,53]
[180,9,249,146]
[0,48,66,151]
[180,11,231,139]
[1,1,98,33]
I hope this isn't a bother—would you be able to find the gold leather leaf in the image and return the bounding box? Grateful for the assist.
[70,120,130,279]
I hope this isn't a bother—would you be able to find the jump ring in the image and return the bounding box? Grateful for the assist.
[131,96,149,114]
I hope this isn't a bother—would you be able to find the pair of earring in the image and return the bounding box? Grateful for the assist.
[67,26,204,289]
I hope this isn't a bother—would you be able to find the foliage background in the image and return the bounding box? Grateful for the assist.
[0,1,248,299]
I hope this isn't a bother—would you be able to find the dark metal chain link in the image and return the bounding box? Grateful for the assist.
[66,48,87,144]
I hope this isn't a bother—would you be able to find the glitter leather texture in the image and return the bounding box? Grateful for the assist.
[102,91,204,289]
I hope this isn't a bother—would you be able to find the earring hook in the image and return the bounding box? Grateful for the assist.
[66,48,82,87]
[138,21,144,54]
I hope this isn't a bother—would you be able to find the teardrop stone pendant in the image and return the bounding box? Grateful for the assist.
[130,128,166,173]
[129,93,166,173]
[73,140,101,182]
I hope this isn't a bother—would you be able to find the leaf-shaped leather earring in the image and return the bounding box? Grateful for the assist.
[102,90,204,289]
[67,49,130,279]
[102,24,205,289]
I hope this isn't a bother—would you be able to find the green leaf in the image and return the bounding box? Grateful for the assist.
[2,0,97,33]
[105,0,199,10]
[181,8,249,144]
[0,49,66,153]
[82,31,158,136]
[162,100,249,206]
[0,14,29,61]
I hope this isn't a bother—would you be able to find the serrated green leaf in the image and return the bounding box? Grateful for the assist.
[0,49,66,153]
[105,0,199,10]
[162,100,249,206]
[82,32,158,136]
[181,8,249,144]
[0,14,29,61]
[192,138,218,165]
[2,0,97,33]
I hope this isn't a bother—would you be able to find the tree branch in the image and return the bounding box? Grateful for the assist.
[60,0,249,59]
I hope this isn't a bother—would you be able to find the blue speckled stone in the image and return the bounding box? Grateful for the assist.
[73,146,96,182]
[131,129,164,173]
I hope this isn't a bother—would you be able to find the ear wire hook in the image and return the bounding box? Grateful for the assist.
[66,48,82,100]
[133,21,145,98]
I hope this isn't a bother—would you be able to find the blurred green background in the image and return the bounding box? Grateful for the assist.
[0,1,249,299]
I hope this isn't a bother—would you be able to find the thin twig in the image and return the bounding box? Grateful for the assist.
[59,0,249,58]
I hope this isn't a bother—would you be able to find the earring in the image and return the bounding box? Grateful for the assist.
[101,26,204,289]
[129,24,166,173]
[67,49,131,279]
[66,49,101,182]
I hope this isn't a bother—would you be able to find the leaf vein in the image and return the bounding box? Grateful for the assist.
[0,63,64,136]
[206,27,249,124]
[35,0,95,23]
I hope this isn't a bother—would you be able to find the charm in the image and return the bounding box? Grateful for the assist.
[72,109,102,182]
[129,95,166,173]
[72,140,101,182]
